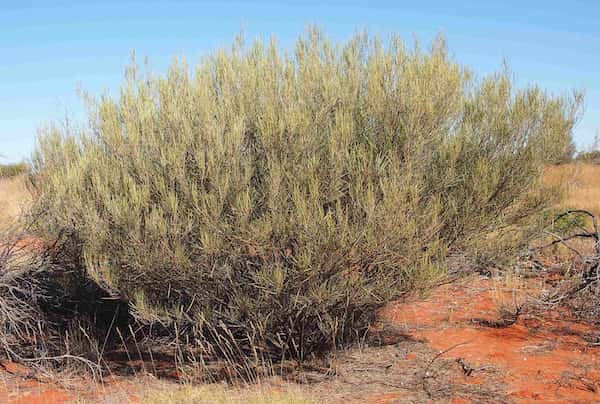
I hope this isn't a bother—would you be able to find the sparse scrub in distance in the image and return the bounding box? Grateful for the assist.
[27,28,582,362]
[0,161,27,178]
[576,132,600,163]
[0,160,29,228]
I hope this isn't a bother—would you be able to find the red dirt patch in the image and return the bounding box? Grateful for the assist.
[8,388,71,404]
[0,377,72,404]
[367,391,410,403]
[381,276,600,403]
[0,371,143,403]
[1,362,33,378]
[13,236,46,251]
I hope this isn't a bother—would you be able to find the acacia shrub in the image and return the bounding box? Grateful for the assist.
[29,30,581,360]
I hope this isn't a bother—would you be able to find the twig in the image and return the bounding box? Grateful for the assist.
[541,230,585,259]
[422,340,471,398]
[456,358,495,376]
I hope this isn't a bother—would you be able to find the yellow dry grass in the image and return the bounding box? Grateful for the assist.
[544,162,600,217]
[0,175,31,229]
[139,384,316,404]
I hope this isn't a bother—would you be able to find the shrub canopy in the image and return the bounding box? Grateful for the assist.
[29,29,581,359]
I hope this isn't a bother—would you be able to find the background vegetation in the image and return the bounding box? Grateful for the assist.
[545,163,600,218]
[0,162,30,228]
[0,161,27,178]
[576,133,600,163]
[27,29,581,362]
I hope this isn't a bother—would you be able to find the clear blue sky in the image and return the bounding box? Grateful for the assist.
[1,1,599,162]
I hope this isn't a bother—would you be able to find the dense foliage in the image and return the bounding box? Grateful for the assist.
[29,30,581,360]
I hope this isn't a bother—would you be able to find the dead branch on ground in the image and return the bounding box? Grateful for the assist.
[531,209,600,318]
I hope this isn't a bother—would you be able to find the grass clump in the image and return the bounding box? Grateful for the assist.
[28,29,581,362]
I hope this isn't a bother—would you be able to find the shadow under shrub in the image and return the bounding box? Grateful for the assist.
[27,29,581,362]
[0,231,129,372]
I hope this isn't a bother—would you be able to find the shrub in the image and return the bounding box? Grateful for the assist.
[28,29,581,361]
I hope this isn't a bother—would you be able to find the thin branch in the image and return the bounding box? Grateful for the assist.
[541,230,585,258]
[535,233,595,251]
[422,340,472,398]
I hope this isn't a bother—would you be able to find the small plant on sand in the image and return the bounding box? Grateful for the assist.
[26,28,580,365]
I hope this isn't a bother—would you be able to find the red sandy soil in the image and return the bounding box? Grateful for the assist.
[13,236,47,251]
[0,274,598,403]
[380,276,600,403]
[0,363,142,403]
[0,235,47,252]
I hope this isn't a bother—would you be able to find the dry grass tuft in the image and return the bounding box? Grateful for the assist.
[140,384,316,404]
